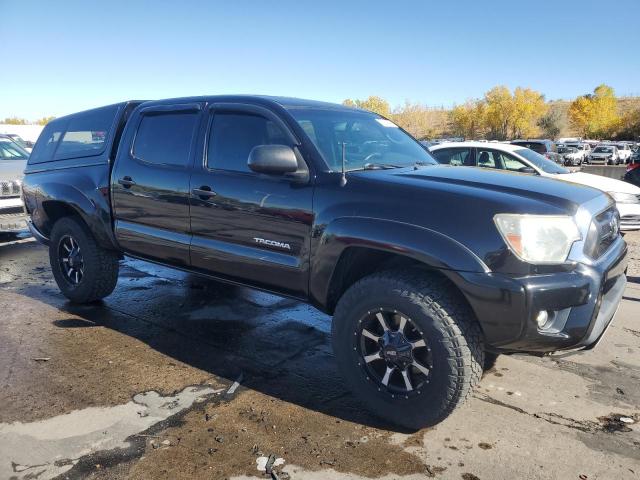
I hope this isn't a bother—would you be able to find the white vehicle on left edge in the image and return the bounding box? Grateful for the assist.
[0,135,29,233]
[430,141,640,231]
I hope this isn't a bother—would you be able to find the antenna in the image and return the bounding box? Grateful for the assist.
[340,142,347,187]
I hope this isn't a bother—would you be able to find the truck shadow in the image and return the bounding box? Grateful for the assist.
[42,262,408,432]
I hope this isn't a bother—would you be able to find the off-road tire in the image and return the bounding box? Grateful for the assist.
[49,216,119,303]
[332,269,484,430]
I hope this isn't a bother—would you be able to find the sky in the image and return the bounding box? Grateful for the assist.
[2,0,639,120]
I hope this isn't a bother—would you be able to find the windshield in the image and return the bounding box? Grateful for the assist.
[287,108,437,171]
[594,147,614,153]
[514,148,569,174]
[558,147,577,153]
[0,138,29,160]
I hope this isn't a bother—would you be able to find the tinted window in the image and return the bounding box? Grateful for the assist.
[54,105,119,160]
[207,112,290,172]
[511,141,546,154]
[133,112,198,166]
[28,122,65,164]
[432,148,472,166]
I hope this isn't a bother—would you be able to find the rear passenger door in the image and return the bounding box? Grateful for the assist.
[188,103,314,298]
[111,103,203,265]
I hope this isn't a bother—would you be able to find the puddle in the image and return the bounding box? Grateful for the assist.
[0,385,220,480]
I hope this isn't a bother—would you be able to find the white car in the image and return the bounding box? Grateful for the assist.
[562,143,590,165]
[430,141,640,231]
[0,137,29,233]
[615,143,633,164]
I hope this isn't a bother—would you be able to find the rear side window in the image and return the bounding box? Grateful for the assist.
[207,112,290,172]
[54,105,119,160]
[133,112,198,167]
[28,105,120,164]
[28,122,65,164]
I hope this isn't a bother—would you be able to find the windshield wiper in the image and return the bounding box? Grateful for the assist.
[362,162,404,170]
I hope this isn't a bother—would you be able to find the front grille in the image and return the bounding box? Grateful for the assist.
[584,207,620,259]
[0,181,21,198]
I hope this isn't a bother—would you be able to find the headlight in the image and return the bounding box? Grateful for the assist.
[608,192,639,204]
[494,214,581,264]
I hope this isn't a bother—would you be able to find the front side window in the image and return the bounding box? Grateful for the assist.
[54,105,119,160]
[514,148,568,174]
[133,112,198,166]
[287,108,436,171]
[477,149,498,169]
[496,151,530,172]
[207,112,290,172]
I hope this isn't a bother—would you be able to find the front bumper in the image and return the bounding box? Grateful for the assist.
[0,197,28,233]
[452,236,628,353]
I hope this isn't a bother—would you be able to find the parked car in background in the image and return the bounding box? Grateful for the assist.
[510,139,562,164]
[431,141,640,231]
[588,145,620,165]
[563,142,590,164]
[558,144,585,166]
[0,136,29,233]
[615,143,633,164]
[4,133,34,152]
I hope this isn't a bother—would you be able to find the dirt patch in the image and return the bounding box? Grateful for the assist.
[126,389,428,479]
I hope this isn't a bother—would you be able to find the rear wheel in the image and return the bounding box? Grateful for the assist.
[332,269,484,429]
[49,217,119,303]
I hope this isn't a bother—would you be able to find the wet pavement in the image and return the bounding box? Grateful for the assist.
[1,233,639,480]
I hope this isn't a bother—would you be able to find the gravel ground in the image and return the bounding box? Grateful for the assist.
[1,236,639,480]
[625,231,640,278]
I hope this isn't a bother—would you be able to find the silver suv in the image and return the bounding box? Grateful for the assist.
[0,135,29,233]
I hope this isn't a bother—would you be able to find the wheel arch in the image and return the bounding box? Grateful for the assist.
[310,217,489,314]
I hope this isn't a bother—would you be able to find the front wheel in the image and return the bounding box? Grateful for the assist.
[49,216,119,303]
[331,270,484,430]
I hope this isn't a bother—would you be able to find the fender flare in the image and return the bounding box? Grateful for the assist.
[34,181,118,250]
[309,216,489,311]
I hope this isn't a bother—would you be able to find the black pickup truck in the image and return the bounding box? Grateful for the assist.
[22,96,628,429]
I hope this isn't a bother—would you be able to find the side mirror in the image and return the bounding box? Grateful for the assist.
[248,145,298,175]
[519,166,537,174]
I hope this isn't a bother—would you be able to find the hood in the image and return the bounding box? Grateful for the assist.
[351,165,603,213]
[562,171,640,194]
[0,160,27,182]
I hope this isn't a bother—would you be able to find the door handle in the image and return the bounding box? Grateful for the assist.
[118,176,136,188]
[192,186,217,199]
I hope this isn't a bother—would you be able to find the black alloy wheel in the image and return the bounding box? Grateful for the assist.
[357,308,432,397]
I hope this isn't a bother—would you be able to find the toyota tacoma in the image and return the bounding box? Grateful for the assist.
[22,96,628,429]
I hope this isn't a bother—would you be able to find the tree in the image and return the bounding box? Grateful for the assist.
[510,87,547,138]
[483,86,514,140]
[568,84,619,138]
[35,116,56,126]
[449,100,485,139]
[391,101,437,139]
[613,108,640,140]
[2,117,28,125]
[537,109,564,139]
[342,96,391,117]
